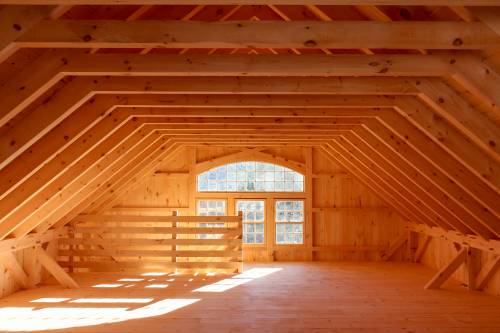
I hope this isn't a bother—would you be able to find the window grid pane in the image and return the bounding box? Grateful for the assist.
[198,161,304,193]
[197,200,226,239]
[275,200,304,245]
[236,200,265,245]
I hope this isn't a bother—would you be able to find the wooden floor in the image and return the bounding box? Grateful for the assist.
[0,262,499,333]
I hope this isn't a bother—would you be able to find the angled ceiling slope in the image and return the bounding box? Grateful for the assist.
[0,3,498,248]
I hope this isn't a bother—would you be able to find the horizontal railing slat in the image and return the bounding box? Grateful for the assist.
[76,214,242,223]
[59,249,242,257]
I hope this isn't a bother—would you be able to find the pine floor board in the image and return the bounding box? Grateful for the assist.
[0,262,499,333]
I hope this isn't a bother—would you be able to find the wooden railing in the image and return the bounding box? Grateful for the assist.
[58,212,243,273]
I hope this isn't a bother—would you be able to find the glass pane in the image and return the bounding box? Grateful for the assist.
[276,232,285,244]
[245,223,254,233]
[197,161,303,192]
[255,233,264,244]
[294,233,303,244]
[264,182,274,192]
[197,200,226,239]
[246,234,255,244]
[247,182,255,191]
[255,211,264,222]
[227,182,236,191]
[237,200,265,244]
[256,182,265,191]
[275,201,304,245]
[276,211,285,222]
[237,182,245,191]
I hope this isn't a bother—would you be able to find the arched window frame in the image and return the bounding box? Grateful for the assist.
[196,160,305,193]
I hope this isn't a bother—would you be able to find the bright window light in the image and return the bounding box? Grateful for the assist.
[117,278,144,282]
[198,161,304,192]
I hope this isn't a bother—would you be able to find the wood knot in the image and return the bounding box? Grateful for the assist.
[82,34,92,42]
[12,23,22,31]
[452,38,463,47]
[303,40,317,47]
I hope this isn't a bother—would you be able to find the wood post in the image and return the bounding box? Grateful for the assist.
[237,210,243,273]
[172,210,178,264]
[380,233,408,261]
[476,255,500,291]
[425,247,467,290]
[414,235,431,263]
[36,246,78,289]
[0,252,29,289]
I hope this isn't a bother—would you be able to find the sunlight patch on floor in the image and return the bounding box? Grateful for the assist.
[0,299,200,332]
[30,298,70,303]
[192,267,282,292]
[70,298,154,304]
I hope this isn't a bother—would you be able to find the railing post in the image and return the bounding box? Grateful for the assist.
[172,210,177,263]
[237,210,243,273]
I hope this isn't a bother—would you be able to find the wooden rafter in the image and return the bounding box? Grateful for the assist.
[8,20,500,50]
[1,1,497,5]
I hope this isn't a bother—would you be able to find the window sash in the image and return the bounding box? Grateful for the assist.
[275,200,304,245]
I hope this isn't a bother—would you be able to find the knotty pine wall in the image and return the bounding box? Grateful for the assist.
[99,146,408,263]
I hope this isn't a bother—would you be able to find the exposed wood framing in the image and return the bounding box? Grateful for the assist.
[380,233,408,261]
[406,223,500,256]
[476,255,500,290]
[0,253,29,289]
[36,246,78,288]
[0,1,499,298]
[13,20,500,50]
[425,246,467,289]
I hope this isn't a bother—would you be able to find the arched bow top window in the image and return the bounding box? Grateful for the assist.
[197,161,304,192]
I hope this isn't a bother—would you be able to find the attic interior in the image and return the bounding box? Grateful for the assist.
[0,1,500,332]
